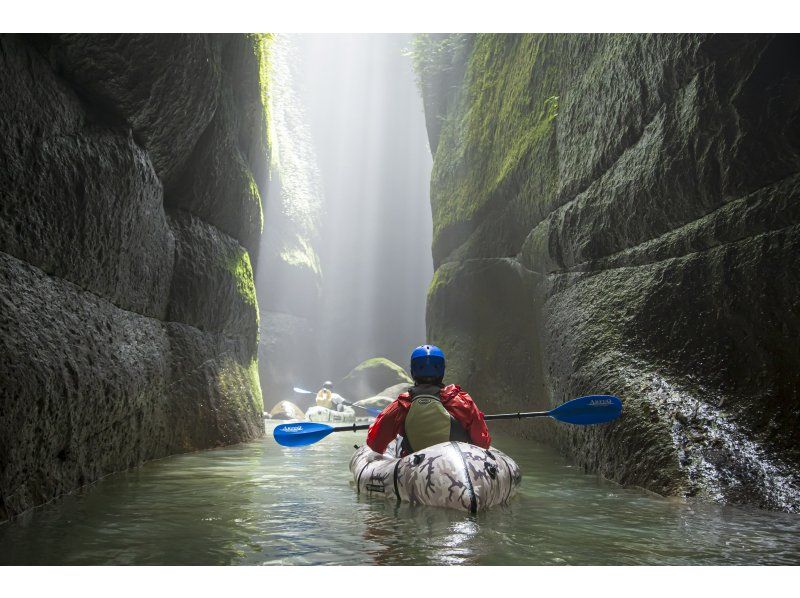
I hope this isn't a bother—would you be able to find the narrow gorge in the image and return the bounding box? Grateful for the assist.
[2,32,799,534]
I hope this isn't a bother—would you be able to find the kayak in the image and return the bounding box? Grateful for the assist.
[306,404,356,423]
[350,439,521,513]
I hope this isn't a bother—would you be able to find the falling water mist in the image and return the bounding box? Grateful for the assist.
[256,34,433,407]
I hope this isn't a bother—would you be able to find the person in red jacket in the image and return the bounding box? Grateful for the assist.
[366,345,491,456]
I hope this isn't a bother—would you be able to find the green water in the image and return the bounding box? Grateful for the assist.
[2,427,799,565]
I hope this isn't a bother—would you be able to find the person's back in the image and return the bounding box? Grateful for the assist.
[366,345,490,456]
[316,380,346,411]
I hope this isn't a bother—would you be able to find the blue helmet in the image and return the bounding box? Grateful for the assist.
[410,345,445,380]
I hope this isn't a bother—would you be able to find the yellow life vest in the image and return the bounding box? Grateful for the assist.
[316,389,334,409]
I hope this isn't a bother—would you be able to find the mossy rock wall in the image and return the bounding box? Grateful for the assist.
[0,34,269,521]
[338,358,413,402]
[254,35,323,410]
[422,33,800,511]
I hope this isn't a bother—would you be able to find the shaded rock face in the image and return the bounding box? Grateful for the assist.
[421,34,800,511]
[338,358,413,402]
[48,34,223,188]
[254,35,323,411]
[0,34,269,521]
[255,162,323,409]
[258,311,319,409]
[410,33,474,154]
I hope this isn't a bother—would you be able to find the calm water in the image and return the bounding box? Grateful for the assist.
[2,426,800,565]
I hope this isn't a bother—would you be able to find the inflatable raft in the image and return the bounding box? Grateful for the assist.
[350,439,521,513]
[306,405,356,423]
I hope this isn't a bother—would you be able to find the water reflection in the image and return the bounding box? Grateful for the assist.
[1,430,800,565]
[360,501,484,565]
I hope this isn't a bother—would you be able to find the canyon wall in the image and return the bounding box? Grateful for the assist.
[0,34,269,520]
[419,34,800,511]
[255,34,323,409]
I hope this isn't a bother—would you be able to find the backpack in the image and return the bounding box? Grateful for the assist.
[402,384,469,453]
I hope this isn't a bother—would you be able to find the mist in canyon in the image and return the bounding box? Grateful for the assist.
[256,34,433,402]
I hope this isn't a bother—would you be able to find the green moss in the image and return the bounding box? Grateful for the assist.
[353,357,402,374]
[280,235,321,275]
[250,33,274,161]
[245,167,265,235]
[245,33,274,236]
[228,248,259,326]
[246,358,264,411]
[349,357,413,385]
[407,34,471,98]
[340,357,413,398]
[427,261,459,300]
[429,34,563,258]
[218,357,264,416]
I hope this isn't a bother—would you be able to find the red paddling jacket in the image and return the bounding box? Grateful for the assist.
[366,383,491,456]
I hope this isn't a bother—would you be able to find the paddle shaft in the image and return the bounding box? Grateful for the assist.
[330,423,371,433]
[329,408,596,427]
[324,412,549,430]
[483,411,549,421]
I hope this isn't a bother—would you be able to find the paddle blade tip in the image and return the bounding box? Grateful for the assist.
[272,422,333,447]
[551,394,622,425]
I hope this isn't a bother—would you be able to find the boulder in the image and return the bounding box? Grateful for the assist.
[166,210,259,357]
[269,401,305,421]
[378,382,413,400]
[353,396,393,412]
[338,358,413,402]
[354,383,412,413]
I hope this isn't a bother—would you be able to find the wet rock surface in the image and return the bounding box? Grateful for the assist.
[269,401,306,421]
[48,34,224,188]
[338,358,413,402]
[257,311,319,410]
[166,211,259,357]
[253,35,323,413]
[421,33,800,511]
[0,34,269,521]
[352,382,410,412]
[0,35,175,319]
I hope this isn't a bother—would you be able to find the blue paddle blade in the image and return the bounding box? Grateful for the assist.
[548,395,622,425]
[273,422,335,447]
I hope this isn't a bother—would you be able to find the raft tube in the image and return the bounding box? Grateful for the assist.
[306,405,356,423]
[350,440,521,513]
